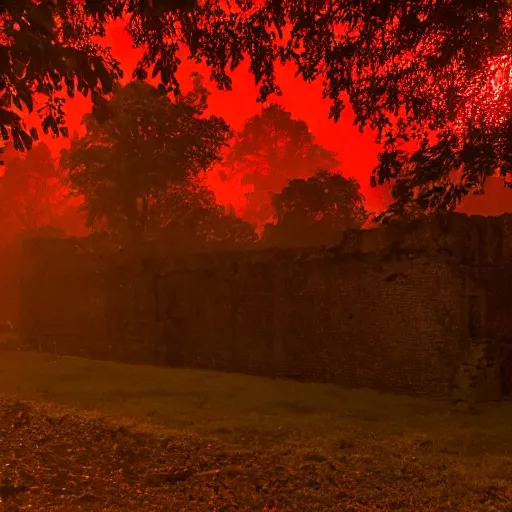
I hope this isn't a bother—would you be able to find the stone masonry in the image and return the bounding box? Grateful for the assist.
[19,212,512,403]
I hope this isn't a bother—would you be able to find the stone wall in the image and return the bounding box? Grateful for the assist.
[153,248,469,399]
[0,247,21,326]
[19,239,157,362]
[19,212,512,402]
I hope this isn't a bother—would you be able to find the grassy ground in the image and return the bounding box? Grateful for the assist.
[1,349,512,510]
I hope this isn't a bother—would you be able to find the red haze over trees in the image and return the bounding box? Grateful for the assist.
[0,141,85,244]
[2,0,512,230]
[61,77,231,240]
[262,170,367,248]
[61,76,257,249]
[222,104,341,228]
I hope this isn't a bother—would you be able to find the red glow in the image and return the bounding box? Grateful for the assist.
[454,9,512,132]
[458,53,512,130]
[9,16,512,238]
[37,20,385,219]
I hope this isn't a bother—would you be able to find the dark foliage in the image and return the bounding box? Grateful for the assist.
[2,1,510,216]
[262,170,367,248]
[61,78,231,239]
[0,0,123,150]
[222,104,339,227]
[151,182,258,251]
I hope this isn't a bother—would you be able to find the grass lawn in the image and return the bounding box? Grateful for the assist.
[1,349,512,511]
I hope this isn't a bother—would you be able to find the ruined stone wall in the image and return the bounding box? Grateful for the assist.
[0,248,19,326]
[19,239,157,363]
[343,212,512,263]
[19,212,512,402]
[472,265,512,397]
[154,248,468,399]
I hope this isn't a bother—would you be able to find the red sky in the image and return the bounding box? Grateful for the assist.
[35,19,512,219]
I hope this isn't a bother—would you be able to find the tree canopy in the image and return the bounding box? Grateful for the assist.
[222,103,339,227]
[152,182,258,252]
[2,1,511,217]
[262,169,367,248]
[60,76,231,239]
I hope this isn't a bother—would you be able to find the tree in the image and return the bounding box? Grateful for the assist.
[2,1,510,217]
[222,103,340,227]
[0,141,68,232]
[61,76,231,239]
[0,0,122,151]
[262,170,367,248]
[375,113,512,221]
[152,182,258,251]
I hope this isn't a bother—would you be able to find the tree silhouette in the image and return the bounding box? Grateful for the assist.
[262,170,367,248]
[152,182,258,252]
[2,1,506,139]
[375,117,512,221]
[0,142,67,231]
[2,1,511,217]
[223,104,339,227]
[61,76,231,240]
[0,0,122,151]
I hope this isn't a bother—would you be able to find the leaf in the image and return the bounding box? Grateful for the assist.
[42,115,58,136]
[0,109,21,125]
[65,78,75,98]
[77,81,89,98]
[151,60,162,79]
[59,127,69,138]
[19,129,33,150]
[12,130,24,151]
[17,90,34,113]
[12,96,23,111]
[133,67,148,81]
[92,57,113,94]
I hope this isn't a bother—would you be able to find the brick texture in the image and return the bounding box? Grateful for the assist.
[19,212,512,402]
